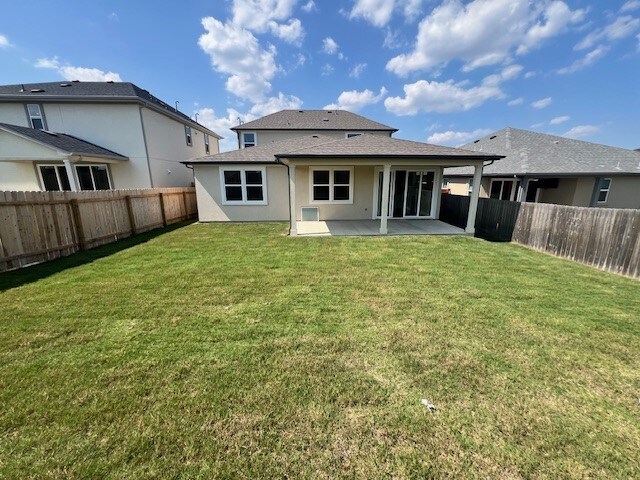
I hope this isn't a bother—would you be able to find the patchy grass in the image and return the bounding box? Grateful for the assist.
[1,222,639,479]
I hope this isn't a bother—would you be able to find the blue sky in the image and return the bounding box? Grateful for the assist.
[1,0,639,151]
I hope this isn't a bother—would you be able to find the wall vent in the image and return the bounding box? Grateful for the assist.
[301,207,319,221]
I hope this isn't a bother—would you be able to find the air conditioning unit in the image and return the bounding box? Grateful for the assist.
[301,206,319,221]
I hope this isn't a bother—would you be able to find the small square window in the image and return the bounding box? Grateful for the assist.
[224,170,242,185]
[313,170,330,184]
[333,185,350,200]
[246,186,264,201]
[245,170,262,185]
[242,132,256,148]
[225,186,243,201]
[313,185,330,201]
[334,170,350,185]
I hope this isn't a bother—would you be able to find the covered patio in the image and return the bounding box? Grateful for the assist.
[297,219,466,236]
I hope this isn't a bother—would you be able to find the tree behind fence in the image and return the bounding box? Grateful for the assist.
[0,188,197,272]
[440,193,640,279]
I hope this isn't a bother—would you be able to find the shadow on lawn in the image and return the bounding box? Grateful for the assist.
[0,221,193,293]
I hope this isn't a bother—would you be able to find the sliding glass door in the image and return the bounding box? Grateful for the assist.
[376,169,437,218]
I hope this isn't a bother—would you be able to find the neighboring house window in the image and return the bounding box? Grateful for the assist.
[27,104,46,130]
[489,179,517,201]
[442,178,450,189]
[204,134,210,154]
[241,132,256,148]
[75,165,112,190]
[185,125,192,146]
[220,167,267,205]
[597,178,612,203]
[310,168,353,204]
[38,165,71,191]
[468,178,473,195]
[345,132,362,138]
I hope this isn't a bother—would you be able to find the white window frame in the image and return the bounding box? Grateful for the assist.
[442,178,450,189]
[219,166,268,205]
[184,125,192,146]
[345,132,363,139]
[489,178,517,201]
[26,103,47,130]
[75,164,113,191]
[204,133,210,154]
[309,167,354,204]
[371,167,438,219]
[597,178,612,203]
[241,132,257,148]
[37,164,69,191]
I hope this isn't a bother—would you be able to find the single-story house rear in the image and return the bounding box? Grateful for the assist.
[184,134,502,235]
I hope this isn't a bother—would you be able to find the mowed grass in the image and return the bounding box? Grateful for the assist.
[1,222,639,479]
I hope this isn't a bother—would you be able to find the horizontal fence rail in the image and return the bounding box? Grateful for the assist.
[0,187,197,272]
[440,193,640,280]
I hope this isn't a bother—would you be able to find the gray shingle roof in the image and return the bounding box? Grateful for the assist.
[445,127,640,176]
[0,123,127,159]
[231,110,398,132]
[184,134,502,164]
[0,81,221,138]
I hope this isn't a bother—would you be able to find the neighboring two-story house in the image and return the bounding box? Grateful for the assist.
[444,128,640,209]
[185,110,501,236]
[0,81,221,191]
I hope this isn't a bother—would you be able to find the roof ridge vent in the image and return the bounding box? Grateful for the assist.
[71,80,80,82]
[60,83,72,87]
[30,88,44,93]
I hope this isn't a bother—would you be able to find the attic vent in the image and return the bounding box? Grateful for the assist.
[60,83,72,87]
[30,88,44,93]
[312,135,319,138]
[106,80,114,83]
[322,118,329,122]
[71,80,80,82]
[326,110,333,114]
[473,140,480,144]
[490,135,497,139]
[298,110,304,113]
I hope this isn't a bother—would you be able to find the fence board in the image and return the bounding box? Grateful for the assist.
[0,187,196,272]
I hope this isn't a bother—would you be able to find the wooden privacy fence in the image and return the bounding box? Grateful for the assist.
[440,193,640,279]
[0,187,197,272]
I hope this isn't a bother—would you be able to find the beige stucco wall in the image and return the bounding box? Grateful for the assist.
[601,176,640,209]
[238,129,391,148]
[193,164,289,221]
[445,178,469,196]
[538,178,578,205]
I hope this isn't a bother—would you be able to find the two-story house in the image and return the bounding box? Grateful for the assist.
[0,81,222,191]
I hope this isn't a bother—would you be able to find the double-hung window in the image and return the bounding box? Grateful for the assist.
[184,125,192,146]
[597,178,612,203]
[204,134,210,154]
[27,104,46,130]
[311,168,353,204]
[220,167,267,205]
[241,132,256,148]
[38,165,71,191]
[75,165,112,190]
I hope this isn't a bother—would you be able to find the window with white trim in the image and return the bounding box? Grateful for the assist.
[489,179,517,201]
[220,167,267,205]
[345,132,363,138]
[75,165,112,190]
[468,178,474,195]
[27,104,46,130]
[311,168,353,203]
[184,125,192,146]
[38,165,71,191]
[241,132,256,148]
[597,178,611,203]
[204,134,210,154]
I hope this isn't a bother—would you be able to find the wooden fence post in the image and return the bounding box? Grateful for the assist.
[125,195,137,235]
[70,199,87,250]
[158,192,167,227]
[181,190,188,220]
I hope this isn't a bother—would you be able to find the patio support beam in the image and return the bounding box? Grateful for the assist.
[517,176,529,202]
[63,158,79,191]
[289,164,297,236]
[379,164,391,234]
[466,163,483,234]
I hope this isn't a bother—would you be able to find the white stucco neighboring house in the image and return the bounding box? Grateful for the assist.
[185,110,503,236]
[0,81,222,192]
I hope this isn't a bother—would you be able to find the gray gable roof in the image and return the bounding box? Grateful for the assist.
[231,109,398,132]
[0,123,127,159]
[0,81,222,138]
[446,127,640,176]
[184,134,502,165]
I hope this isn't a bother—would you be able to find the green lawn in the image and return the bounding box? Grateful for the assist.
[1,222,639,479]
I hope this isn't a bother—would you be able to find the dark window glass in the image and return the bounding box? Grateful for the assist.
[333,185,350,201]
[601,179,611,190]
[490,181,502,199]
[313,170,329,185]
[243,133,255,143]
[224,170,241,185]
[31,118,44,130]
[598,190,607,202]
[334,170,350,185]
[225,186,243,201]
[76,166,94,190]
[346,133,361,138]
[185,126,192,146]
[501,181,513,200]
[313,185,330,201]
[245,170,262,185]
[58,167,71,191]
[40,166,60,191]
[204,134,210,154]
[246,186,264,201]
[92,166,110,190]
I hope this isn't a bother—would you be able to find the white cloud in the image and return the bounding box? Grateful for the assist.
[482,64,523,86]
[507,97,524,106]
[550,115,570,125]
[563,124,600,139]
[268,18,304,45]
[0,34,11,48]
[231,0,304,44]
[576,15,640,50]
[198,17,278,102]
[349,0,424,27]
[248,92,303,117]
[35,56,122,81]
[383,28,403,49]
[301,0,316,12]
[427,128,492,146]
[557,45,608,74]
[621,1,640,13]
[322,37,339,54]
[108,12,119,21]
[385,79,503,115]
[524,71,537,78]
[321,64,334,76]
[531,97,552,109]
[349,63,367,78]
[324,87,388,112]
[386,0,584,76]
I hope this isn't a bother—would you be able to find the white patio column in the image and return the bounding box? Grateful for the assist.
[379,164,391,234]
[63,158,79,191]
[517,177,529,202]
[466,162,484,234]
[289,164,297,236]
